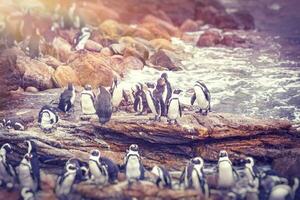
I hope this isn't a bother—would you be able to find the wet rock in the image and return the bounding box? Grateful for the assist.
[196,30,222,47]
[16,56,55,90]
[180,19,201,32]
[53,65,81,87]
[84,40,103,52]
[149,38,175,51]
[149,50,182,71]
[25,86,39,93]
[69,53,114,87]
[52,37,75,63]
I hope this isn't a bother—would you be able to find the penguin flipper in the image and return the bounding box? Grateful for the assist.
[191,93,196,105]
[179,102,182,117]
[133,97,140,112]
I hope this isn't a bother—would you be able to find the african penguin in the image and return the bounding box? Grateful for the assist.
[55,161,79,198]
[38,105,59,132]
[110,78,127,111]
[151,165,172,188]
[167,89,183,125]
[89,149,119,185]
[58,83,76,113]
[124,144,145,181]
[73,27,91,51]
[143,84,161,121]
[0,118,26,131]
[179,157,209,198]
[160,73,172,116]
[217,150,237,189]
[155,76,167,116]
[25,140,41,190]
[17,153,38,192]
[191,81,211,115]
[80,84,96,115]
[133,83,148,115]
[244,157,259,187]
[268,178,299,200]
[0,143,16,189]
[95,86,113,125]
[21,187,35,200]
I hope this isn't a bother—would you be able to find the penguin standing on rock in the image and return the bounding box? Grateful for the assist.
[80,85,96,115]
[179,157,209,199]
[73,27,91,51]
[124,144,145,181]
[58,83,76,113]
[25,140,41,191]
[38,105,59,132]
[217,150,237,189]
[0,143,16,189]
[244,157,259,187]
[133,83,148,115]
[155,73,172,116]
[143,84,161,121]
[191,81,211,115]
[167,89,183,125]
[95,86,113,125]
[151,165,172,188]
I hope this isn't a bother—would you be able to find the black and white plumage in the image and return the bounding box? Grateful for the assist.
[58,83,76,113]
[38,105,59,132]
[217,150,237,189]
[133,83,148,115]
[268,178,299,200]
[25,140,41,191]
[143,84,161,121]
[80,85,96,115]
[0,118,26,131]
[160,73,172,116]
[17,153,38,192]
[167,89,183,125]
[191,81,211,115]
[179,157,209,198]
[73,27,91,51]
[110,78,127,111]
[124,144,145,181]
[55,161,80,198]
[244,157,259,187]
[0,143,16,189]
[151,165,172,188]
[95,86,113,125]
[88,149,119,185]
[21,187,35,200]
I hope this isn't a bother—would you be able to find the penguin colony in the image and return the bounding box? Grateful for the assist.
[0,142,299,200]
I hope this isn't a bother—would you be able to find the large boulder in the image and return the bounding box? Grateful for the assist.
[16,56,55,90]
[52,65,81,87]
[52,37,75,63]
[196,29,222,47]
[120,56,144,72]
[149,50,182,71]
[119,37,150,62]
[69,53,114,87]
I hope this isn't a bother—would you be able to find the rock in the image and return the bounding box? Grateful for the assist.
[149,38,175,51]
[142,15,181,37]
[196,30,222,47]
[124,26,156,41]
[220,33,246,47]
[25,86,39,93]
[16,56,55,90]
[231,10,255,30]
[84,40,103,52]
[91,34,118,47]
[120,56,144,71]
[120,37,150,62]
[141,23,171,40]
[180,19,200,32]
[149,50,182,71]
[110,55,125,75]
[110,43,126,55]
[53,65,81,87]
[100,47,114,57]
[39,55,63,70]
[52,37,75,63]
[273,152,300,178]
[99,20,127,39]
[69,53,114,87]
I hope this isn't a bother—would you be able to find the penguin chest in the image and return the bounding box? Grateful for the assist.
[194,87,209,109]
[81,94,96,114]
[18,165,35,190]
[167,99,179,120]
[126,157,141,179]
[162,86,168,103]
[244,167,254,182]
[218,162,234,188]
[269,185,291,200]
[59,173,76,195]
[89,161,104,179]
[145,92,157,115]
[76,34,90,50]
[112,88,123,107]
[70,90,76,105]
[0,160,7,179]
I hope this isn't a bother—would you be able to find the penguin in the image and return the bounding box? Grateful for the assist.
[73,27,91,51]
[21,187,35,200]
[217,150,237,189]
[17,153,38,192]
[191,81,211,115]
[88,149,119,185]
[0,118,26,131]
[25,140,41,191]
[151,165,172,188]
[28,28,41,59]
[179,157,209,198]
[110,78,127,111]
[124,144,145,181]
[0,143,16,189]
[143,84,161,121]
[95,86,113,125]
[80,84,96,115]
[79,162,90,182]
[167,89,183,125]
[244,157,259,187]
[154,76,167,116]
[133,83,148,115]
[268,178,299,200]
[38,105,59,132]
[160,73,172,116]
[55,161,80,198]
[58,83,76,113]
